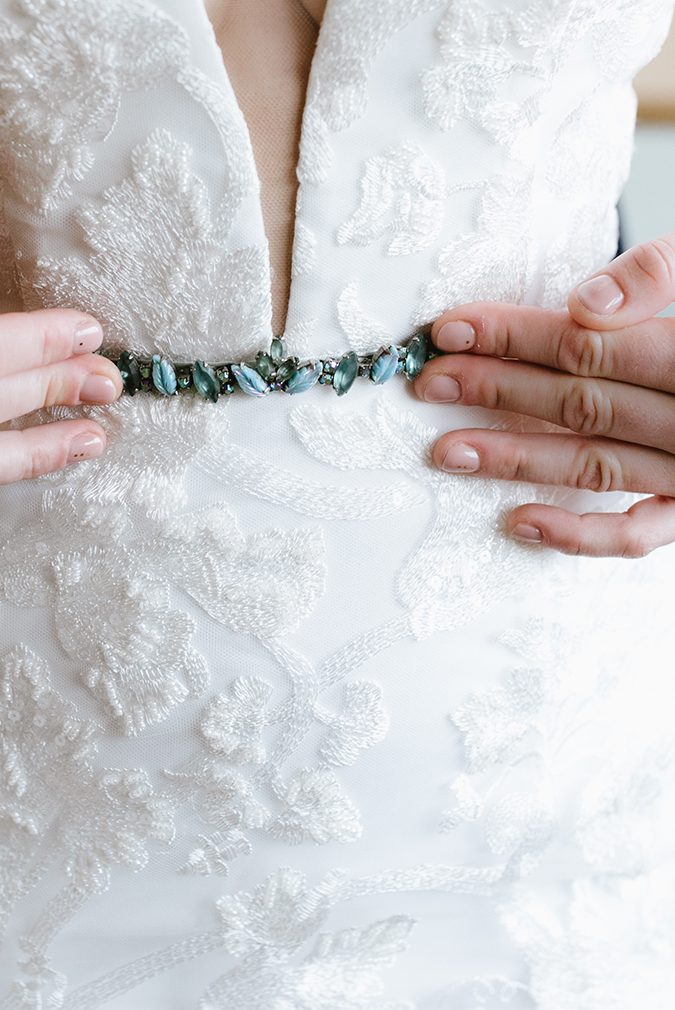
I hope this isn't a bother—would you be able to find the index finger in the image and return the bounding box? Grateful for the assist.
[429,301,675,393]
[0,308,103,376]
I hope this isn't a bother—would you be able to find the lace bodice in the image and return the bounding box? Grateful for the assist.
[1,2,674,1008]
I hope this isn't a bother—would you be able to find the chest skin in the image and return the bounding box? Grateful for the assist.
[204,0,327,336]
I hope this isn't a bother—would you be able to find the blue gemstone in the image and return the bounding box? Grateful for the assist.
[231,362,270,396]
[332,351,359,396]
[370,344,399,384]
[404,333,429,380]
[284,361,323,395]
[151,354,177,395]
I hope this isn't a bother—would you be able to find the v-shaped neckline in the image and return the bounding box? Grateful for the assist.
[195,0,333,340]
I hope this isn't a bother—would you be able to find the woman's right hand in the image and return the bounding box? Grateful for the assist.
[0,308,123,485]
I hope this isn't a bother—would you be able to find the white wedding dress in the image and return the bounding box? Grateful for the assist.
[1,1,675,1007]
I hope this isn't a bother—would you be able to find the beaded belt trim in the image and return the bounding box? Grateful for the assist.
[99,332,437,400]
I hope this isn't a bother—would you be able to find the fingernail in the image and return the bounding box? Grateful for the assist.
[436,321,476,352]
[80,374,118,403]
[512,523,543,544]
[423,375,462,402]
[67,431,105,464]
[575,275,624,316]
[73,320,103,354]
[440,442,480,472]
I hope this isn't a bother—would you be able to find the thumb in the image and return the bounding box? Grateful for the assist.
[568,231,675,330]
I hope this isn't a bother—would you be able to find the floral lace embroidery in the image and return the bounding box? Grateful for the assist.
[0,645,174,1001]
[336,142,447,256]
[201,867,415,1010]
[297,0,446,185]
[421,1,550,141]
[0,0,674,1004]
[0,0,189,212]
[33,128,271,362]
[414,170,535,328]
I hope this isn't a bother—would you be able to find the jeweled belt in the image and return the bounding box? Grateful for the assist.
[99,332,437,401]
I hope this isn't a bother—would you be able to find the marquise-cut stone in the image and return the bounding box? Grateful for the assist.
[370,344,399,384]
[404,332,428,379]
[192,360,220,402]
[333,351,359,396]
[151,354,177,395]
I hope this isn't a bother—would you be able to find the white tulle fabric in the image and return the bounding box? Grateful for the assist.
[1,1,675,1007]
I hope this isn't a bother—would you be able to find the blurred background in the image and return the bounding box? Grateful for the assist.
[624,12,675,314]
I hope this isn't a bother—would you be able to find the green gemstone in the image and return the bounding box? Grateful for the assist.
[275,356,299,384]
[333,351,359,396]
[117,351,141,396]
[192,360,220,402]
[270,336,286,364]
[404,332,429,380]
[255,351,274,380]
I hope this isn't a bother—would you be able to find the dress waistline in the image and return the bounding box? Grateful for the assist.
[99,332,437,401]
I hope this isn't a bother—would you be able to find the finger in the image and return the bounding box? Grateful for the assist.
[505,495,675,559]
[0,420,106,485]
[568,231,675,330]
[431,429,675,496]
[416,354,675,454]
[0,308,103,376]
[430,301,675,395]
[0,355,123,424]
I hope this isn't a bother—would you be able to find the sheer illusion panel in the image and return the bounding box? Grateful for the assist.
[204,0,321,336]
[0,193,23,314]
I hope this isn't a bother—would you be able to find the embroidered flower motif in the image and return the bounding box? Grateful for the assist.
[60,768,175,886]
[298,0,445,183]
[0,643,175,987]
[200,677,274,765]
[155,505,327,639]
[337,142,447,256]
[421,2,548,140]
[0,496,209,735]
[0,0,188,211]
[0,645,96,842]
[215,866,346,957]
[414,172,534,328]
[39,395,233,517]
[202,867,414,1010]
[271,768,361,845]
[171,765,267,835]
[451,667,549,775]
[34,129,272,360]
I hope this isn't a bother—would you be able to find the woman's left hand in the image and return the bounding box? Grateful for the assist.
[414,231,675,558]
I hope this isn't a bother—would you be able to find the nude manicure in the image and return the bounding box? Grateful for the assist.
[440,443,480,472]
[73,321,103,354]
[575,275,624,316]
[80,374,118,403]
[67,431,105,464]
[436,321,476,352]
[512,523,543,543]
[424,375,462,402]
